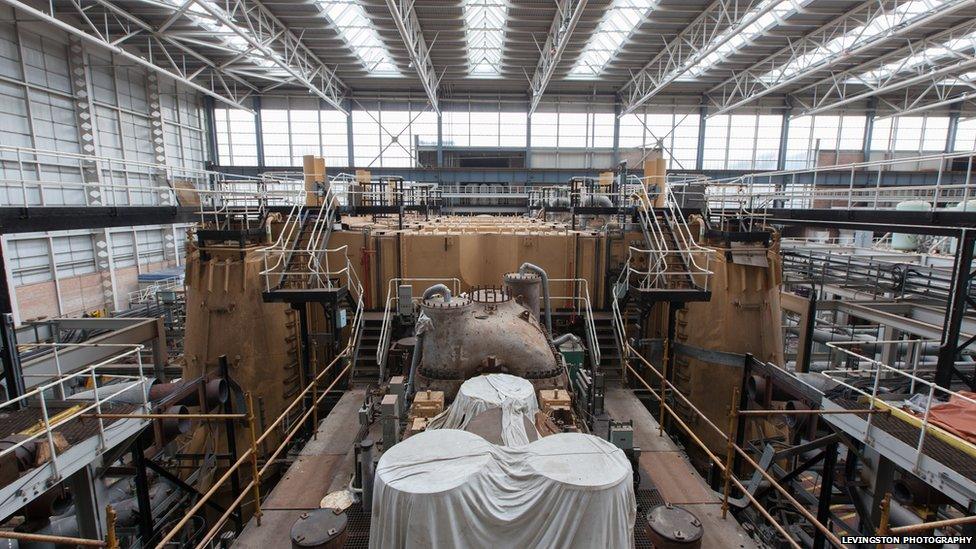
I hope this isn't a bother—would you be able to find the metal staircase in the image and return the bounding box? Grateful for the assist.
[260,178,344,304]
[352,312,385,384]
[611,183,715,383]
[628,185,713,303]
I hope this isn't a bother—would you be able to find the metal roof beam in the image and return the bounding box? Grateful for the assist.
[790,18,976,117]
[528,0,588,116]
[385,0,441,114]
[173,0,348,114]
[2,0,256,111]
[618,0,776,116]
[706,0,972,116]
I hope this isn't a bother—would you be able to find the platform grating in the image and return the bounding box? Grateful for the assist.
[834,398,976,482]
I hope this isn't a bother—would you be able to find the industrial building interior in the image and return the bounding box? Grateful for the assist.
[2,0,976,547]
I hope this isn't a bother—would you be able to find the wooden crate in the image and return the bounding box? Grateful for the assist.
[411,390,445,418]
[539,389,571,412]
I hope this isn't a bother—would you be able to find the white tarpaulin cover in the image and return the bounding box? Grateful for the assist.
[369,429,636,549]
[426,373,540,446]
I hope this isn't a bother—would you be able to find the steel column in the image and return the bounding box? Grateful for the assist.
[936,228,976,389]
[946,103,962,153]
[254,97,265,169]
[812,441,839,549]
[346,99,355,168]
[436,112,444,167]
[862,98,876,161]
[219,355,244,532]
[0,241,24,405]
[696,102,707,171]
[130,438,154,544]
[612,100,621,166]
[776,104,791,171]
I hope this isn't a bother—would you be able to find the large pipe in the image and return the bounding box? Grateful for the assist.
[21,481,174,549]
[422,284,451,303]
[518,263,551,334]
[800,327,942,356]
[552,333,581,347]
[406,332,424,397]
[149,378,228,408]
[583,194,613,207]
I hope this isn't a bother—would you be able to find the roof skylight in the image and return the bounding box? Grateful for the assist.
[159,0,289,76]
[568,0,657,79]
[316,0,401,76]
[676,0,812,82]
[759,0,955,84]
[464,0,508,77]
[855,29,976,83]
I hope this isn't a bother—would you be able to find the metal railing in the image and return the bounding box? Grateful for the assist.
[375,278,463,379]
[126,276,184,306]
[257,177,341,292]
[550,278,601,370]
[823,339,976,473]
[692,151,976,225]
[0,343,148,485]
[0,145,274,210]
[155,285,364,549]
[632,181,713,293]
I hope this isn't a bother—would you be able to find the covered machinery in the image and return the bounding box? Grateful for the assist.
[426,374,540,446]
[369,429,635,548]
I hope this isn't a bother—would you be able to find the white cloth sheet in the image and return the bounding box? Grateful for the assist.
[369,429,636,549]
[426,374,540,446]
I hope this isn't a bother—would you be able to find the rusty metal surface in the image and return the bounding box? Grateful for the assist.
[835,398,976,482]
[416,284,565,397]
[0,400,137,446]
[645,504,705,549]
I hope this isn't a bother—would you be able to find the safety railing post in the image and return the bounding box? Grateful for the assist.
[53,344,65,399]
[722,386,740,519]
[245,392,263,526]
[38,390,60,481]
[864,364,883,443]
[914,384,937,472]
[105,504,118,549]
[90,368,106,450]
[659,335,668,437]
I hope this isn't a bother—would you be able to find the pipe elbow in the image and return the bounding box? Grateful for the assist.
[422,284,452,303]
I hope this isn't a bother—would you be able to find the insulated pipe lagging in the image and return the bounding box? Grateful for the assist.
[422,284,452,303]
[552,333,581,347]
[519,262,552,334]
[407,332,424,397]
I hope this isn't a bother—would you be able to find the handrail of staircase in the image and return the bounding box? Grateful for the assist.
[550,278,601,370]
[256,185,310,292]
[633,187,671,288]
[610,265,630,383]
[664,186,713,292]
[304,184,341,288]
[375,278,463,381]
